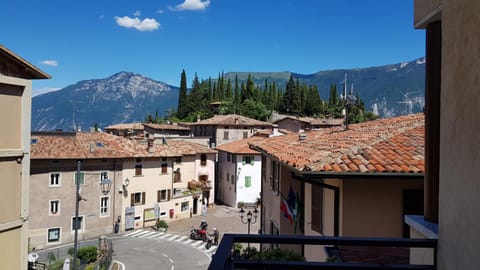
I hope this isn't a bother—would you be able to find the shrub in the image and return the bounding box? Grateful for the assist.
[77,246,98,264]
[250,248,305,261]
[156,220,168,230]
[47,252,56,263]
[48,259,64,270]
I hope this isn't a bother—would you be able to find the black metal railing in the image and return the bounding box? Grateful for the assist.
[209,234,437,270]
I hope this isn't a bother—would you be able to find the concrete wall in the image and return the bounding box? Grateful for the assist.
[216,151,237,206]
[29,159,123,249]
[0,74,32,270]
[216,127,257,146]
[235,154,262,205]
[342,179,422,237]
[437,0,480,269]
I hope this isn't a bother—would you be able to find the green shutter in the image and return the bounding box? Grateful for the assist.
[245,176,251,187]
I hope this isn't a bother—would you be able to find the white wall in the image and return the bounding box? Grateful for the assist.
[235,154,262,206]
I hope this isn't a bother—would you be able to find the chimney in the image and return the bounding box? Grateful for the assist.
[162,137,167,145]
[89,143,95,153]
[197,114,201,122]
[272,124,279,136]
[147,138,154,153]
[298,133,307,141]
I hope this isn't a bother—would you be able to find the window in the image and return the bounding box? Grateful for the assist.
[100,196,109,216]
[227,173,230,182]
[243,156,254,165]
[161,163,168,174]
[49,173,61,187]
[243,131,248,139]
[100,171,108,181]
[131,192,146,206]
[49,200,60,215]
[227,153,231,162]
[48,228,60,243]
[224,131,229,140]
[174,171,181,183]
[245,176,252,188]
[74,172,85,185]
[181,201,189,212]
[200,154,207,166]
[157,189,171,202]
[175,157,182,164]
[231,174,235,185]
[72,216,84,232]
[311,184,323,233]
[135,158,142,176]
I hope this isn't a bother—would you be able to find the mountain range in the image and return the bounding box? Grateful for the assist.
[32,58,425,131]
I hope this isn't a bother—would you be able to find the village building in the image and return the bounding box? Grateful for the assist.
[273,116,344,133]
[0,45,50,269]
[250,113,425,262]
[188,114,272,147]
[105,122,145,138]
[28,130,216,249]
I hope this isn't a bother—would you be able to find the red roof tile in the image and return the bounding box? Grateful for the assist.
[190,114,272,127]
[215,136,265,154]
[250,113,425,174]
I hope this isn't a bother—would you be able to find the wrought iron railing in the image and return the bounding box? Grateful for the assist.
[209,234,437,270]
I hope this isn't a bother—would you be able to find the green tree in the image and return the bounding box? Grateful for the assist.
[239,99,269,121]
[280,75,301,115]
[177,69,188,119]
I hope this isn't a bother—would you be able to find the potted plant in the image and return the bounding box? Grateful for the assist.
[154,219,168,232]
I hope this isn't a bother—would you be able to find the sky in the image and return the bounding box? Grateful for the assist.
[1,0,425,96]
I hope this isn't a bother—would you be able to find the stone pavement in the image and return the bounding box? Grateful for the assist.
[166,204,261,243]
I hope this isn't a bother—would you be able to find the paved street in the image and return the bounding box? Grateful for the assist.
[112,204,261,269]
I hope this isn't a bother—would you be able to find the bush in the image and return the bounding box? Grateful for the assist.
[48,259,64,270]
[78,246,98,264]
[156,220,168,230]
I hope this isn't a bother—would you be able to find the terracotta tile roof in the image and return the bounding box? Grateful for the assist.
[105,122,144,130]
[143,123,190,131]
[215,136,265,155]
[250,113,424,174]
[31,131,215,160]
[274,116,344,126]
[190,114,272,127]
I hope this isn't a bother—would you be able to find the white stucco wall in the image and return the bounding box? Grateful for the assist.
[235,154,262,206]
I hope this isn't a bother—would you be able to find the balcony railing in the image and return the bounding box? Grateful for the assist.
[209,234,437,270]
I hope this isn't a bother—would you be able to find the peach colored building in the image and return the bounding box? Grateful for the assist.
[251,114,424,261]
[0,45,50,269]
[29,131,216,248]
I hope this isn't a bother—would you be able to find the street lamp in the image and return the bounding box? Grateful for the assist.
[239,207,259,253]
[73,160,112,270]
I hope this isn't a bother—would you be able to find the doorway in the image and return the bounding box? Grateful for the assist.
[193,198,198,215]
[403,189,424,237]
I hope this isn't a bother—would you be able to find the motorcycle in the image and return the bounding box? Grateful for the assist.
[205,232,214,250]
[190,227,207,241]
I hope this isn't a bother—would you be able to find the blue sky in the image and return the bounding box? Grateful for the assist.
[1,0,424,96]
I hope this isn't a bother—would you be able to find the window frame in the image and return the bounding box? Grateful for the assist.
[100,196,109,217]
[135,158,143,176]
[161,163,168,174]
[173,171,181,183]
[200,154,207,166]
[157,189,171,202]
[49,199,60,216]
[131,192,146,206]
[181,201,189,212]
[245,176,252,188]
[47,227,61,243]
[49,172,61,187]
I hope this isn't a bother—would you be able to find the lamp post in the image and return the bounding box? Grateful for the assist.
[239,207,259,253]
[72,160,112,270]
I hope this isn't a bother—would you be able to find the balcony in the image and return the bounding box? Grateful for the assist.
[209,234,437,269]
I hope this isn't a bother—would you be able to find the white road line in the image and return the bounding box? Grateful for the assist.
[158,234,170,239]
[175,236,188,242]
[184,239,194,244]
[137,231,157,238]
[167,235,179,241]
[191,241,204,247]
[132,231,151,237]
[124,230,144,237]
[153,232,166,238]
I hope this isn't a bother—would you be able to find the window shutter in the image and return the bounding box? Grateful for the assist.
[245,176,251,187]
[157,190,161,202]
[130,194,134,206]
[141,192,146,205]
[250,158,254,165]
[168,189,171,201]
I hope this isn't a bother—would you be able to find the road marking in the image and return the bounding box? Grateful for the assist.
[151,232,166,238]
[175,236,188,242]
[184,239,194,244]
[132,231,151,237]
[124,230,144,237]
[137,231,157,238]
[167,235,179,241]
[191,241,204,247]
[157,234,170,239]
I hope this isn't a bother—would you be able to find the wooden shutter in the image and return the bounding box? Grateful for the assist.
[130,193,134,206]
[157,190,161,202]
[141,192,146,205]
[167,189,171,201]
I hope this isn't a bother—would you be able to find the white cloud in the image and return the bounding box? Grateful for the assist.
[114,16,160,31]
[32,87,61,97]
[174,0,210,11]
[40,60,58,67]
[133,10,141,17]
[156,9,165,14]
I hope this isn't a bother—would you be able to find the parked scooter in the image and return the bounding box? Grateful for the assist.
[190,226,207,241]
[205,232,214,250]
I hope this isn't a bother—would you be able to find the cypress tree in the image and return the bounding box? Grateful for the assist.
[177,69,188,119]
